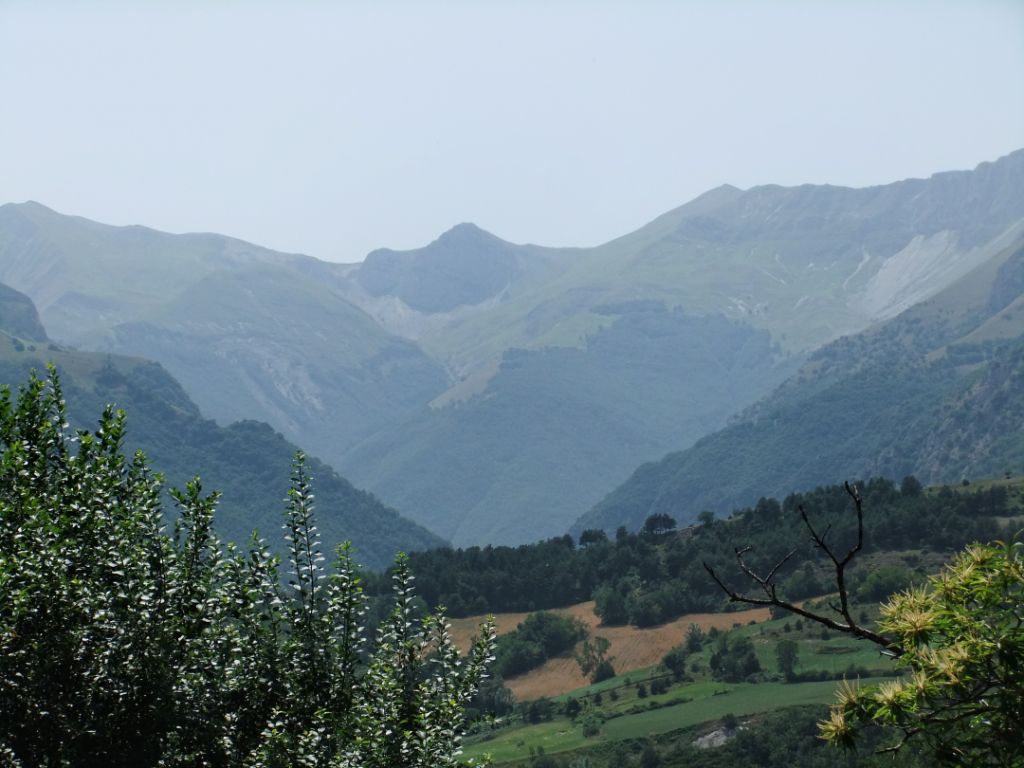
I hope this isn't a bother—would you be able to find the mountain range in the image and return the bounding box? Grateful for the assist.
[1,149,1021,546]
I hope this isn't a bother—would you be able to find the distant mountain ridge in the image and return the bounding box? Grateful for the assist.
[332,150,1024,543]
[0,201,450,466]
[336,150,1024,374]
[1,149,1021,546]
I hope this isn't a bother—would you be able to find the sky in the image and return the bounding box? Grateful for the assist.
[1,1,1022,263]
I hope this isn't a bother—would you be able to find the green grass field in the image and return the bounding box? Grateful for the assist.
[462,609,901,765]
[463,678,890,764]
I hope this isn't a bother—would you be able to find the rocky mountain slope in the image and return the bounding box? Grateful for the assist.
[573,229,1024,535]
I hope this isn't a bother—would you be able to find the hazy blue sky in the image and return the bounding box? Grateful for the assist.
[2,1,1022,262]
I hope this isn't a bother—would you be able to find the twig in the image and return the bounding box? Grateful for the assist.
[703,482,901,654]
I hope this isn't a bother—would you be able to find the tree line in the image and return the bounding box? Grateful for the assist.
[379,478,1008,627]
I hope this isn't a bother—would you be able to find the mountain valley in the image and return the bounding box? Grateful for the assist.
[1,150,1022,545]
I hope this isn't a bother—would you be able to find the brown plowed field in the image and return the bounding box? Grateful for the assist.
[450,601,770,700]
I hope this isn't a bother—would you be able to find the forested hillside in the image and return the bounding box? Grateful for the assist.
[0,285,444,569]
[575,231,1024,535]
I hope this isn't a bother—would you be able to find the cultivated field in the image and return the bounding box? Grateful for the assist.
[450,601,771,699]
[461,677,891,764]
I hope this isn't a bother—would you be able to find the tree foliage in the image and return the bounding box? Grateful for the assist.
[660,645,689,679]
[775,639,799,681]
[821,538,1024,765]
[641,513,676,536]
[708,635,761,683]
[705,481,1024,765]
[0,369,495,767]
[575,636,614,683]
[492,612,586,678]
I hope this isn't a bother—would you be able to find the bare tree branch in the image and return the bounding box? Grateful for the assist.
[703,481,902,655]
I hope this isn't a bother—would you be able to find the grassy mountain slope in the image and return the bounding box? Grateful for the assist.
[343,302,794,545]
[574,232,1024,535]
[0,201,450,463]
[0,201,292,340]
[0,286,445,569]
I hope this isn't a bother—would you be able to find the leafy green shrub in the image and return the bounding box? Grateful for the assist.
[662,645,689,678]
[854,564,917,602]
[822,539,1024,764]
[564,697,582,719]
[776,638,799,681]
[649,677,670,695]
[0,370,495,767]
[685,623,705,651]
[591,659,616,684]
[593,583,630,625]
[524,698,555,724]
[580,709,603,737]
[494,611,586,677]
[709,635,762,683]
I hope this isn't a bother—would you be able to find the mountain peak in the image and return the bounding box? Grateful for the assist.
[445,221,485,234]
[356,222,524,313]
[2,200,55,212]
[0,200,57,222]
[434,222,507,247]
[690,182,745,208]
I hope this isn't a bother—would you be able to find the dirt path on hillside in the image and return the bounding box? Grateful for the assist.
[450,601,770,700]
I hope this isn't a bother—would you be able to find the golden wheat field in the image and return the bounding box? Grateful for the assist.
[449,601,770,699]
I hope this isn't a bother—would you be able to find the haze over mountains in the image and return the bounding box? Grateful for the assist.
[1,150,1022,548]
[0,283,442,569]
